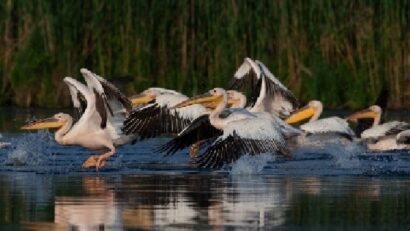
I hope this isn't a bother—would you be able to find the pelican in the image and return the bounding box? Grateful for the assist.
[229,57,299,119]
[21,68,135,170]
[122,88,244,140]
[159,58,301,157]
[158,90,247,157]
[170,88,289,168]
[122,88,207,139]
[285,100,355,142]
[346,105,410,151]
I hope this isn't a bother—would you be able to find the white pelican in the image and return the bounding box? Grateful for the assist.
[230,57,299,119]
[158,90,247,157]
[285,100,355,141]
[346,105,410,151]
[122,88,207,139]
[21,68,135,170]
[171,88,289,168]
[122,88,244,140]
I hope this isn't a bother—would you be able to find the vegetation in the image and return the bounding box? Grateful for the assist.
[0,1,408,108]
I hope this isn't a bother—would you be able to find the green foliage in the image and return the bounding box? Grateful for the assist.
[0,0,408,108]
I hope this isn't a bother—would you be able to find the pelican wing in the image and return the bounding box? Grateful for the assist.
[229,58,262,106]
[195,118,289,168]
[91,72,132,113]
[80,69,133,142]
[80,68,112,128]
[122,93,206,139]
[158,114,222,156]
[255,60,299,118]
[362,121,410,139]
[63,76,104,135]
[229,58,298,119]
[122,103,193,139]
[64,79,87,119]
[300,117,355,138]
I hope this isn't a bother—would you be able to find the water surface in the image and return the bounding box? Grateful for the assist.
[0,107,409,230]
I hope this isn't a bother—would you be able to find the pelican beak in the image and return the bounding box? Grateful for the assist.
[173,93,222,109]
[21,117,64,130]
[345,109,377,122]
[129,94,155,106]
[285,105,316,124]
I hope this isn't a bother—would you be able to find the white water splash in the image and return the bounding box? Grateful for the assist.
[328,142,364,169]
[230,153,274,175]
[5,131,55,166]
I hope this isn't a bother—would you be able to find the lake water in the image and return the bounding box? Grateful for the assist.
[0,107,409,230]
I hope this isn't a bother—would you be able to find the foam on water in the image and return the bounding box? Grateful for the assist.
[5,130,55,166]
[230,153,275,175]
[0,131,409,176]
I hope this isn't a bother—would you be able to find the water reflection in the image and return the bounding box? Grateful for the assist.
[1,173,410,229]
[54,177,121,230]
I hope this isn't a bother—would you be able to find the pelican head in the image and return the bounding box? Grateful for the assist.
[285,100,323,124]
[226,90,246,108]
[345,105,382,122]
[21,113,69,130]
[174,88,226,109]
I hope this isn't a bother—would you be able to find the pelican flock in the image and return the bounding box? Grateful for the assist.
[19,57,410,170]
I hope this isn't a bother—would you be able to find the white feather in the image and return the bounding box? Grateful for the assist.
[300,117,355,137]
[255,60,291,93]
[234,57,261,79]
[361,121,409,139]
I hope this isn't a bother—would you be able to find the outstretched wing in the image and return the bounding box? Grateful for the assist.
[228,58,262,107]
[80,69,132,142]
[158,114,223,156]
[122,93,206,140]
[64,78,87,119]
[255,60,299,118]
[91,72,132,113]
[195,132,289,168]
[195,118,289,168]
[122,103,193,140]
[228,58,299,119]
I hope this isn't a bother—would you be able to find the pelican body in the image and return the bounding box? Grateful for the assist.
[346,105,410,151]
[158,90,248,157]
[169,88,289,168]
[284,100,356,145]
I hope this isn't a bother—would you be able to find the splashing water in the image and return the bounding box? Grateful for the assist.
[5,131,55,166]
[230,153,275,175]
[328,142,364,169]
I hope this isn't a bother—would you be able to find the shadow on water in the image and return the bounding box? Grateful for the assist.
[0,107,409,229]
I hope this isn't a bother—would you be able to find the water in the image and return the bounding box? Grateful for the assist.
[0,107,409,230]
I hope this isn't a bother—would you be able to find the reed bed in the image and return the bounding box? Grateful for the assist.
[0,0,408,108]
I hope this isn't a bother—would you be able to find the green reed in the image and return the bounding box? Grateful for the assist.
[0,0,408,108]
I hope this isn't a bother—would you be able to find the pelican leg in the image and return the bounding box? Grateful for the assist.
[82,155,100,169]
[96,146,116,170]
